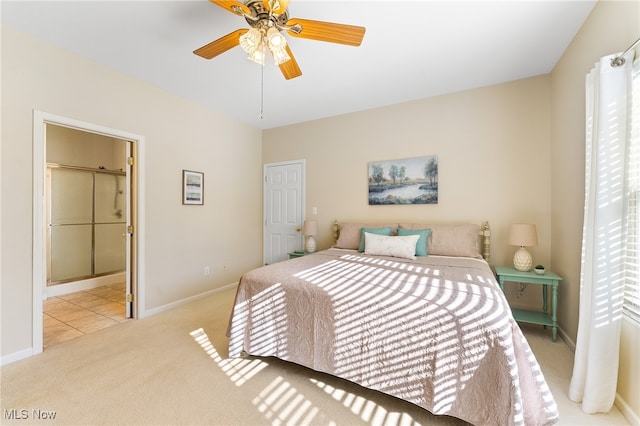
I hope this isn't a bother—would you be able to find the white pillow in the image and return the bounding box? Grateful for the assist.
[364,232,420,260]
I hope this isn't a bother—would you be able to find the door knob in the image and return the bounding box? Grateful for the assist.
[296,227,301,232]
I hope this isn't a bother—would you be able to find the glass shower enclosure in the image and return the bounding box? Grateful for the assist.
[47,165,126,285]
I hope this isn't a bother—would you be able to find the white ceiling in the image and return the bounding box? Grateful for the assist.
[2,0,597,130]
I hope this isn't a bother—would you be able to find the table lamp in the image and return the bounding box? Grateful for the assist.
[303,220,318,253]
[508,223,538,271]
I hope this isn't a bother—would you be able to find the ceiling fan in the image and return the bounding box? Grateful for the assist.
[194,0,366,80]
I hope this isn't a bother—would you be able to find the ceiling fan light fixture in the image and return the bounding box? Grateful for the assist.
[247,45,266,65]
[270,46,291,65]
[239,27,266,65]
[266,27,286,49]
[239,28,262,52]
[265,27,290,64]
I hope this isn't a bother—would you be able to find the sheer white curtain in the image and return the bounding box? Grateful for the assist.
[568,52,634,414]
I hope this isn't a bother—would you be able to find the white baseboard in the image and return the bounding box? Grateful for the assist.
[616,392,640,426]
[45,273,126,298]
[1,348,35,367]
[140,283,238,318]
[557,326,576,352]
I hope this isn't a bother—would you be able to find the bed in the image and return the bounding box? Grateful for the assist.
[227,221,559,425]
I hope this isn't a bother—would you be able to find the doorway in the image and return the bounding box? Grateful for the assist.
[44,125,128,348]
[32,111,146,355]
[263,160,305,264]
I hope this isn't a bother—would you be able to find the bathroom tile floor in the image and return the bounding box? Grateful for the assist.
[43,282,128,348]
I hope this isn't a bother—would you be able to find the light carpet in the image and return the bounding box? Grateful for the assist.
[1,288,631,426]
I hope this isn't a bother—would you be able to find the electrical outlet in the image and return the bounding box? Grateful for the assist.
[204,266,210,276]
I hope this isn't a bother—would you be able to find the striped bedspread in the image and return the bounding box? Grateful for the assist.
[228,249,559,426]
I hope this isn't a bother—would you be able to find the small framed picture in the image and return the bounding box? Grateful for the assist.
[182,170,204,205]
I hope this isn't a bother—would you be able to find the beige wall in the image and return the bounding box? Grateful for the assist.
[1,26,263,358]
[263,76,553,309]
[550,0,640,418]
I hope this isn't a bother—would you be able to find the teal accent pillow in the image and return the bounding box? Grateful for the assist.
[358,227,393,252]
[397,228,431,256]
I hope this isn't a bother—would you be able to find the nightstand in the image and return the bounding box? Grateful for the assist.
[288,251,308,259]
[494,265,563,342]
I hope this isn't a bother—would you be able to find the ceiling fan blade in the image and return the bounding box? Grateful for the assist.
[279,45,302,80]
[262,0,290,15]
[209,0,251,16]
[193,29,248,59]
[285,18,366,46]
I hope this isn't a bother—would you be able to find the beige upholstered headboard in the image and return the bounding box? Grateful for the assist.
[332,220,492,263]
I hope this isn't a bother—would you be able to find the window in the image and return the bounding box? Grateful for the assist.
[624,59,640,322]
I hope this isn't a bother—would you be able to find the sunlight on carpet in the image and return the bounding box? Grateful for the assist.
[191,326,432,426]
[191,327,266,386]
[311,378,422,426]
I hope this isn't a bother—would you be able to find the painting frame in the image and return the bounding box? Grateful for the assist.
[182,170,204,205]
[368,155,438,205]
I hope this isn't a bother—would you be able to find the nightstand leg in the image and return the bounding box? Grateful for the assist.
[552,283,558,342]
[542,284,548,330]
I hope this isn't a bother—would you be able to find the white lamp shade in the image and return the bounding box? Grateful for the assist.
[303,220,318,236]
[508,223,538,247]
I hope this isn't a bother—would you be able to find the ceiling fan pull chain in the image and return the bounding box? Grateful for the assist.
[260,62,264,120]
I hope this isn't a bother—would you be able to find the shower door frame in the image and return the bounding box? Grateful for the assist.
[46,164,128,286]
[32,110,146,355]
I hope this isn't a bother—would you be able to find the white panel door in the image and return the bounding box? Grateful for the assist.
[264,160,304,264]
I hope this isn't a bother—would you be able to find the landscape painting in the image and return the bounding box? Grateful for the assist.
[368,156,438,205]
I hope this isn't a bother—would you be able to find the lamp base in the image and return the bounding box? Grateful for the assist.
[513,247,533,271]
[305,236,316,253]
